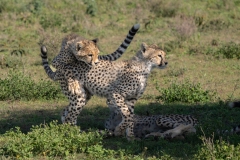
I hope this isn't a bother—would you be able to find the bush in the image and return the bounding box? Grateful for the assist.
[83,0,98,17]
[195,136,240,159]
[206,42,240,59]
[149,0,178,17]
[26,0,44,14]
[0,121,104,158]
[39,13,63,30]
[0,71,63,100]
[156,80,217,103]
[0,121,152,159]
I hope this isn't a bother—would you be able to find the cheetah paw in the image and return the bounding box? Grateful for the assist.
[68,81,81,95]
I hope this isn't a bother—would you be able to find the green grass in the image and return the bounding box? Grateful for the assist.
[0,0,240,159]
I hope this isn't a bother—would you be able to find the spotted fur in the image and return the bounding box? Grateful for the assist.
[42,24,140,80]
[41,42,168,140]
[106,113,197,139]
[41,24,140,94]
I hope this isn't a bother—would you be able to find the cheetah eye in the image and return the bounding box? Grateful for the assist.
[88,54,93,57]
[158,55,162,58]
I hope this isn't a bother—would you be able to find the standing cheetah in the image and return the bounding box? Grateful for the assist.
[42,24,140,95]
[41,42,168,140]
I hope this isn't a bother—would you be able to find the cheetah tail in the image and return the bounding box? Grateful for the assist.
[41,46,59,81]
[228,101,240,108]
[98,24,140,61]
[217,125,240,135]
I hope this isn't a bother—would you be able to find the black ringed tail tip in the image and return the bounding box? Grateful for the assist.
[133,24,140,30]
[41,46,47,54]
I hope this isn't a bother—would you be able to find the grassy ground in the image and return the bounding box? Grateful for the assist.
[0,0,240,159]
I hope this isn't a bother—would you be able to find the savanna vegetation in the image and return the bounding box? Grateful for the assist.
[0,0,240,159]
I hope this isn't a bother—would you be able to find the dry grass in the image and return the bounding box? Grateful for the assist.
[174,15,197,40]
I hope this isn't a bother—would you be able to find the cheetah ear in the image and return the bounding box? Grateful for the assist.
[92,38,98,44]
[141,42,148,53]
[76,42,82,51]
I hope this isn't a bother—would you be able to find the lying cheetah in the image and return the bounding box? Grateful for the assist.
[42,24,140,95]
[106,112,240,139]
[105,113,198,139]
[41,42,168,140]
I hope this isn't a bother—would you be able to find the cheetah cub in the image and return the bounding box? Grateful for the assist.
[41,42,168,140]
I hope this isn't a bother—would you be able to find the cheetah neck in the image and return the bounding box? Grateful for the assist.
[131,57,153,75]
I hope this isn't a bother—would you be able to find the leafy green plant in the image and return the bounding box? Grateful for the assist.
[166,68,186,77]
[39,13,63,30]
[206,42,240,59]
[0,71,63,100]
[0,121,104,158]
[5,54,24,69]
[149,0,178,17]
[195,135,240,159]
[215,42,240,59]
[199,18,230,31]
[83,0,98,17]
[26,0,44,14]
[156,80,217,103]
[0,0,7,13]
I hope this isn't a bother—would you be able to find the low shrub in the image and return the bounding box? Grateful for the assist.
[156,80,217,103]
[39,13,63,30]
[83,0,98,17]
[0,71,63,100]
[195,136,240,159]
[206,42,240,59]
[0,121,104,158]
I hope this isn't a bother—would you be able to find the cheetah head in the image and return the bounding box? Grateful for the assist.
[140,42,168,69]
[73,39,100,66]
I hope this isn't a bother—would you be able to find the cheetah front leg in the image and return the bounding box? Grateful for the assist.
[109,93,135,140]
[60,80,90,125]
[105,99,122,135]
[105,98,137,138]
[125,98,137,139]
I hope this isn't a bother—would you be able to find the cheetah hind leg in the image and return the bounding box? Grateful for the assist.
[145,124,196,139]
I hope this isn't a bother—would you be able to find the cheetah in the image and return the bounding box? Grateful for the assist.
[105,113,198,139]
[42,24,140,95]
[41,42,168,140]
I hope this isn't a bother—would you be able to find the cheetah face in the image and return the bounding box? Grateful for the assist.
[141,42,168,69]
[73,39,100,66]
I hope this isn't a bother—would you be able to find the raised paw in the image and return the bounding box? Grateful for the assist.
[68,80,81,95]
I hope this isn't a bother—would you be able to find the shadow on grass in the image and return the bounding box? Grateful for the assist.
[0,104,110,134]
[1,101,240,158]
[101,102,240,158]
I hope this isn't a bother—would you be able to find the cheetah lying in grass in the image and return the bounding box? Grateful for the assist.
[105,113,198,139]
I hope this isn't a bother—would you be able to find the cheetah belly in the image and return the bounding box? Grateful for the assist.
[133,116,161,138]
[84,64,119,97]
